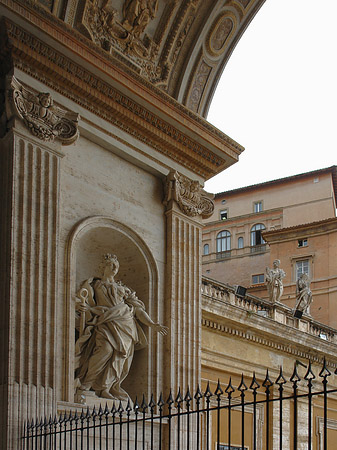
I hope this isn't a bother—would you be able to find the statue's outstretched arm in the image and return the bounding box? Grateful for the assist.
[134,307,168,336]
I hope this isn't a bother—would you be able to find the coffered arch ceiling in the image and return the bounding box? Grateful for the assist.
[39,0,266,118]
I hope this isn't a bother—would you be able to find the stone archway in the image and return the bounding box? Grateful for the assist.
[56,0,266,117]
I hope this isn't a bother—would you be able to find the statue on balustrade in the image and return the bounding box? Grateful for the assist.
[74,253,168,401]
[265,259,285,303]
[294,273,313,316]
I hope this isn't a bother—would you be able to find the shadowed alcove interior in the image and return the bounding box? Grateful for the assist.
[71,217,159,401]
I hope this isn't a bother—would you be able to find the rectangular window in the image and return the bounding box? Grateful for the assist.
[298,238,308,247]
[253,201,263,213]
[220,209,228,220]
[296,259,309,280]
[252,274,265,284]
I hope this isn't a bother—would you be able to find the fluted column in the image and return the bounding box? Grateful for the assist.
[0,75,79,449]
[163,171,214,396]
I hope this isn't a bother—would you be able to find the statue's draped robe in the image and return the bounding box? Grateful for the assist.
[75,278,147,399]
[295,278,312,314]
[266,268,284,302]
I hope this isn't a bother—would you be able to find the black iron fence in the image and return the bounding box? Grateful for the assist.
[23,359,337,449]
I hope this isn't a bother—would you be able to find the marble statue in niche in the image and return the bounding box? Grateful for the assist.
[265,259,285,303]
[294,273,313,316]
[74,253,168,401]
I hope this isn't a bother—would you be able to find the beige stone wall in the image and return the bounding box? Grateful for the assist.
[57,134,167,404]
[202,328,337,450]
[202,209,280,286]
[0,77,210,447]
[201,287,337,450]
[203,169,337,327]
[263,223,337,328]
[203,248,270,287]
[205,171,336,228]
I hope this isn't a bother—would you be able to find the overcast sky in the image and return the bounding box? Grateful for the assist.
[204,0,337,194]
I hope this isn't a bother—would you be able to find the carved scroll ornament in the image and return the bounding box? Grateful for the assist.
[164,171,214,218]
[6,76,79,144]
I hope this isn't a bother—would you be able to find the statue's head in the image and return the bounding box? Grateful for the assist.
[38,92,53,108]
[299,272,309,281]
[100,253,119,277]
[273,259,280,268]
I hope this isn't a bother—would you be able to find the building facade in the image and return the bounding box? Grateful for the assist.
[2,1,337,448]
[202,166,337,326]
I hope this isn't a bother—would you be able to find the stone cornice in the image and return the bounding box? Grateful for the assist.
[202,315,337,369]
[263,217,337,243]
[0,6,244,179]
[203,207,283,229]
[202,296,337,367]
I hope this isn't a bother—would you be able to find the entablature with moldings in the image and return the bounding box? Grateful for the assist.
[16,0,265,116]
[0,14,243,179]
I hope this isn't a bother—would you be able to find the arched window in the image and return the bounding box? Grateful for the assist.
[250,224,266,246]
[238,237,244,249]
[203,244,209,255]
[216,230,231,253]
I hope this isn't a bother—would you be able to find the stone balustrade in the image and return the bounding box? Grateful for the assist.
[201,276,337,344]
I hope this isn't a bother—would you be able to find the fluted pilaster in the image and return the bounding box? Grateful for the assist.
[1,126,63,448]
[0,74,78,448]
[164,171,214,395]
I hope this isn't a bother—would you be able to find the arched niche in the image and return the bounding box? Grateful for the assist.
[66,216,159,403]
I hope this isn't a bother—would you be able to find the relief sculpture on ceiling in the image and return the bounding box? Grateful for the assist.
[82,0,168,83]
[206,13,235,58]
[187,59,212,112]
[122,0,158,37]
[210,16,233,53]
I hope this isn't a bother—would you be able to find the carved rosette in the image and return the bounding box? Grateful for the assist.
[164,171,214,218]
[6,76,79,145]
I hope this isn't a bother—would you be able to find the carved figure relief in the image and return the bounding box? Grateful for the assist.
[122,0,158,37]
[209,16,233,55]
[74,253,168,402]
[6,77,79,144]
[164,171,214,218]
[265,259,285,303]
[82,0,167,83]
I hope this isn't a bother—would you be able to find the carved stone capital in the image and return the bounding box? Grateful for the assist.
[164,171,214,218]
[5,76,79,145]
